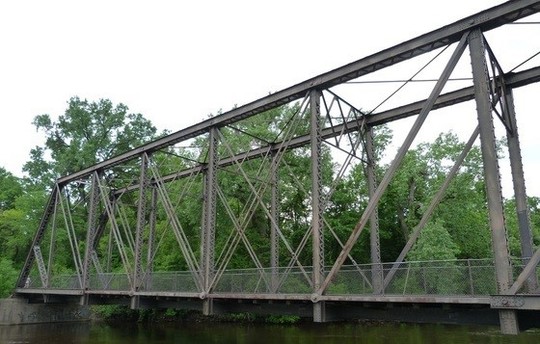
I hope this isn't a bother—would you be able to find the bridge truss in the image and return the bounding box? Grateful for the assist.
[15,0,540,334]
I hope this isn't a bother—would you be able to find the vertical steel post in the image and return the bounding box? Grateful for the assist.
[202,127,218,315]
[270,151,280,292]
[33,246,48,288]
[505,88,537,292]
[81,172,100,305]
[366,126,383,294]
[311,89,326,321]
[146,186,158,291]
[46,192,59,288]
[106,197,115,273]
[132,153,149,309]
[468,28,518,334]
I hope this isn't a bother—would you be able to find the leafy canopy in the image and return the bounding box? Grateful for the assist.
[23,96,163,187]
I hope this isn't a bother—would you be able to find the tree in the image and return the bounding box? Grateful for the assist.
[0,258,18,297]
[407,220,460,261]
[0,168,23,211]
[327,130,494,264]
[23,97,163,188]
[0,168,26,266]
[504,196,540,258]
[7,97,166,278]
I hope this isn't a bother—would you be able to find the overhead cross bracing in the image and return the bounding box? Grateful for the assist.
[14,0,540,335]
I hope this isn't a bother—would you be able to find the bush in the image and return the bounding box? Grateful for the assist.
[0,258,18,297]
[225,312,256,323]
[265,315,300,324]
[91,305,139,321]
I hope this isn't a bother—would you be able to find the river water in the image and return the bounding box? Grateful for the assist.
[1,321,540,343]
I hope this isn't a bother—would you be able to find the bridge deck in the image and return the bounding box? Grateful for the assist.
[15,288,492,305]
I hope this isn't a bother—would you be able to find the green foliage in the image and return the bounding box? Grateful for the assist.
[388,273,424,294]
[23,96,164,188]
[265,314,300,324]
[0,168,23,211]
[225,312,256,323]
[91,305,140,321]
[407,220,460,261]
[327,282,349,294]
[504,196,540,258]
[0,187,45,266]
[0,258,18,297]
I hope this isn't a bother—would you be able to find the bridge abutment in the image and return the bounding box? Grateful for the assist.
[0,297,89,325]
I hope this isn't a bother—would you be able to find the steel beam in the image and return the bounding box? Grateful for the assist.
[310,89,326,321]
[133,153,149,296]
[146,186,157,290]
[366,127,383,294]
[201,127,218,314]
[468,28,518,335]
[32,246,48,288]
[17,186,59,288]
[81,172,100,304]
[505,88,537,292]
[510,244,540,294]
[270,152,280,292]
[55,1,540,186]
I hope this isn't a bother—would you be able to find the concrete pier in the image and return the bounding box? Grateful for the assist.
[0,298,89,325]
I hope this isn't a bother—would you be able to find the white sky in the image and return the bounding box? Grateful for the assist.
[0,0,539,197]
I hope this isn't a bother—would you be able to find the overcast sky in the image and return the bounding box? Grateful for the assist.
[1,1,539,197]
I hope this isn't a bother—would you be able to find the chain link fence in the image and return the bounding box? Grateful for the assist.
[20,258,540,296]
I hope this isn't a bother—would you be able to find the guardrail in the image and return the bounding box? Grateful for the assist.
[22,258,539,296]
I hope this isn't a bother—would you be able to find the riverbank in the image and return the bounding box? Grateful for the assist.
[91,304,303,325]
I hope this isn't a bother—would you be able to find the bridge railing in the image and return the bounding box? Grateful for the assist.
[20,258,539,296]
[207,259,500,296]
[330,259,498,296]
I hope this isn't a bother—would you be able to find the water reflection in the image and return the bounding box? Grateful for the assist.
[1,321,540,343]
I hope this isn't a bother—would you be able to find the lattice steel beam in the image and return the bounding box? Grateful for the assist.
[17,187,59,288]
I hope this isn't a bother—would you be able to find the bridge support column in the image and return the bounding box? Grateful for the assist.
[201,127,218,316]
[130,296,140,310]
[133,153,150,296]
[505,89,537,292]
[366,126,383,294]
[270,151,280,293]
[313,301,327,323]
[310,89,324,294]
[81,172,101,305]
[469,28,518,334]
[202,298,213,316]
[310,89,327,323]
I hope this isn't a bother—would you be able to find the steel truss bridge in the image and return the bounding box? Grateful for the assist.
[13,0,540,334]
